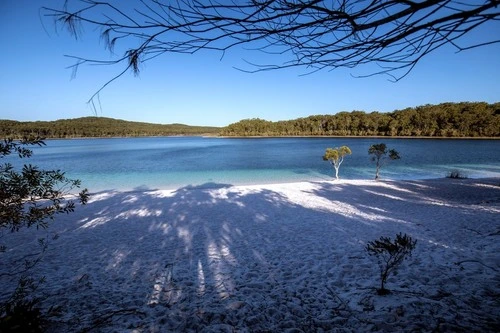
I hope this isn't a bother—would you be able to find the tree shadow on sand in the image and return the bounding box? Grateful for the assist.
[1,179,499,331]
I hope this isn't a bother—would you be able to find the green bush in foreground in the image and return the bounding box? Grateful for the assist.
[0,288,44,333]
[0,138,88,331]
[366,233,417,295]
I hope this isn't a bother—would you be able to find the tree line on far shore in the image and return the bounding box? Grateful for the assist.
[221,102,499,137]
[0,117,220,139]
[1,102,499,139]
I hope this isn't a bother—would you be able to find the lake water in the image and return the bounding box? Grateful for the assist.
[8,137,500,192]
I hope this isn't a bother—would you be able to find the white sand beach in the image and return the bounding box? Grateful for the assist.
[1,178,499,332]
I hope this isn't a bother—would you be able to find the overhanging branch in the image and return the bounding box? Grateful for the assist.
[42,0,500,105]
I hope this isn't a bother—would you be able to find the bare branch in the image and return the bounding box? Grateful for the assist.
[42,0,500,104]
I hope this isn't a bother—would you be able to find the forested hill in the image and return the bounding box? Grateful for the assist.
[2,102,499,139]
[221,102,500,137]
[0,117,221,138]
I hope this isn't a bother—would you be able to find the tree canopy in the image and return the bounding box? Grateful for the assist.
[368,143,401,179]
[0,117,220,139]
[2,102,499,139]
[44,1,500,101]
[220,102,500,137]
[323,146,352,179]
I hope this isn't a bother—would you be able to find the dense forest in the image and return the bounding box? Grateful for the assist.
[2,102,499,139]
[221,102,500,137]
[0,117,220,138]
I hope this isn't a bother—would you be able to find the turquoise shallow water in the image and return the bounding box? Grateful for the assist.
[7,137,500,192]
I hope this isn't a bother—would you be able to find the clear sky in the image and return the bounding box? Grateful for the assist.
[1,1,499,127]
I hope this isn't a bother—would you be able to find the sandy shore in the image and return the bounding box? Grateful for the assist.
[2,178,499,332]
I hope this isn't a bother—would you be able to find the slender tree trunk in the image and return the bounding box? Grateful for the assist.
[375,158,381,180]
[335,157,343,180]
[378,259,391,295]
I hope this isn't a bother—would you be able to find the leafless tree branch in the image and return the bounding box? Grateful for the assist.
[43,0,500,106]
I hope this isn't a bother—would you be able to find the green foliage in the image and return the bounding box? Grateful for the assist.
[0,117,220,139]
[0,137,44,158]
[0,138,88,330]
[3,102,498,139]
[368,143,400,180]
[366,233,417,295]
[0,139,89,232]
[220,102,500,137]
[368,143,385,157]
[368,143,400,160]
[322,146,352,179]
[0,276,45,333]
[0,298,44,333]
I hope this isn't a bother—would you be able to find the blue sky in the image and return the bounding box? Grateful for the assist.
[1,1,499,127]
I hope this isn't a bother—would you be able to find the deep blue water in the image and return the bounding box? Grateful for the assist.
[6,137,500,192]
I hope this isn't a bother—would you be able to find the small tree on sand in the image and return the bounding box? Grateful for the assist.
[0,138,88,331]
[368,143,400,180]
[366,233,417,295]
[323,146,352,180]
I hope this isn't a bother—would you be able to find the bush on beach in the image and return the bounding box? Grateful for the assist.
[446,169,468,179]
[366,233,417,295]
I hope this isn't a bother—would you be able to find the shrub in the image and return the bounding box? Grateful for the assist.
[0,290,44,333]
[446,169,468,179]
[0,138,88,330]
[366,233,417,295]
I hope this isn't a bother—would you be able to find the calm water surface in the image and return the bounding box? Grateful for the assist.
[11,137,500,192]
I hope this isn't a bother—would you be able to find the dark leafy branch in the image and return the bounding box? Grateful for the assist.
[0,138,89,331]
[43,0,500,104]
[0,138,89,232]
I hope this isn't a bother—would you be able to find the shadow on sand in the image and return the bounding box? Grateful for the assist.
[1,178,499,331]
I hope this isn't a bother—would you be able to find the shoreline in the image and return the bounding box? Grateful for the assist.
[85,175,500,194]
[218,135,500,140]
[15,135,500,140]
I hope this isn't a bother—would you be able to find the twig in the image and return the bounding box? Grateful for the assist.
[488,229,500,236]
[463,227,483,236]
[454,260,499,272]
[79,308,146,333]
